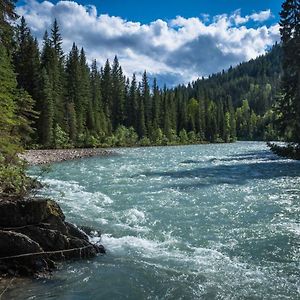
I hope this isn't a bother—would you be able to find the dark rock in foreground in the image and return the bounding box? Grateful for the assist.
[0,197,105,277]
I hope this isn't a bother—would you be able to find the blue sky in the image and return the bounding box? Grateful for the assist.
[16,0,282,86]
[81,0,282,25]
[18,0,282,24]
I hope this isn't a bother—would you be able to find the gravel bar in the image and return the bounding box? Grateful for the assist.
[19,148,116,165]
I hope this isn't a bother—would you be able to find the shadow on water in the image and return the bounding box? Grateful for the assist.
[142,151,300,189]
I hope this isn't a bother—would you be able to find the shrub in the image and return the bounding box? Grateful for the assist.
[0,154,32,196]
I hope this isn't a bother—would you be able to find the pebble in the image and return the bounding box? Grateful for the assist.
[19,148,116,165]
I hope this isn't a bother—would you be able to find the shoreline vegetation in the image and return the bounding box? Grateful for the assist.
[267,142,300,160]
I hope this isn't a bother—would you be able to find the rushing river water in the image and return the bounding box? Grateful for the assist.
[6,142,300,299]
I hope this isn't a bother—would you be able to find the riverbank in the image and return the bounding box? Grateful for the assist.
[1,150,111,278]
[19,148,116,165]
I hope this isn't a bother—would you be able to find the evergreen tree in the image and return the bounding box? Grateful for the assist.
[101,59,113,133]
[78,47,91,133]
[137,83,147,137]
[141,71,152,131]
[65,43,80,141]
[51,19,63,58]
[48,20,65,127]
[128,74,139,130]
[277,0,300,142]
[90,59,107,135]
[0,0,17,50]
[39,69,54,147]
[111,56,125,129]
[14,89,38,147]
[14,17,41,138]
[0,43,18,155]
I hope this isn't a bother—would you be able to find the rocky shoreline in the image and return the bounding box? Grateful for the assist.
[19,148,116,165]
[0,197,105,278]
[0,148,114,279]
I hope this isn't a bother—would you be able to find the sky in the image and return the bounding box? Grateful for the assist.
[16,0,283,86]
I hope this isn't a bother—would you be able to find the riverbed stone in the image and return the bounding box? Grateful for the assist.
[0,197,105,277]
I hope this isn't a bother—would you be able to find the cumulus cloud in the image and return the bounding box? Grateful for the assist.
[16,0,280,86]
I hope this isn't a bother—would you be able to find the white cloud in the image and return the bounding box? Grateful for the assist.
[250,9,272,22]
[16,0,280,86]
[231,9,273,25]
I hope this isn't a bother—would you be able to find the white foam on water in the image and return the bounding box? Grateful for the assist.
[124,208,146,224]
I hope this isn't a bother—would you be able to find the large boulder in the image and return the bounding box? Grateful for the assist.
[0,197,105,277]
[0,198,64,227]
[0,230,52,276]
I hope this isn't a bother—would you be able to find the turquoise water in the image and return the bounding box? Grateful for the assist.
[7,142,300,299]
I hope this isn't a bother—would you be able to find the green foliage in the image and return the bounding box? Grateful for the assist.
[276,0,300,143]
[53,124,71,149]
[139,137,151,147]
[179,129,188,144]
[0,43,18,156]
[2,15,286,156]
[114,126,138,147]
[0,152,32,197]
[187,131,198,143]
[268,0,300,159]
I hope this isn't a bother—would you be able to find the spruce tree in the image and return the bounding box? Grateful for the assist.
[128,74,139,130]
[0,43,18,155]
[137,82,147,137]
[141,71,152,132]
[65,43,80,141]
[277,0,300,143]
[101,59,113,133]
[14,17,41,135]
[49,20,65,128]
[0,0,17,50]
[111,56,125,129]
[39,69,54,147]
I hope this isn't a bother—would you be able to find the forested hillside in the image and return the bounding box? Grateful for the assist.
[9,17,282,149]
[1,7,284,153]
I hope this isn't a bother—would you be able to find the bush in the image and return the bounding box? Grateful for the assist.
[139,137,151,146]
[0,154,32,196]
[113,126,138,147]
[53,125,72,149]
[179,129,188,144]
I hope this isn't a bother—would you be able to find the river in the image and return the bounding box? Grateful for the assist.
[6,142,300,299]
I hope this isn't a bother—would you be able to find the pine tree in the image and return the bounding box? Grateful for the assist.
[127,74,139,130]
[101,59,113,133]
[14,89,38,147]
[111,56,125,129]
[90,59,107,135]
[141,71,152,131]
[51,19,63,58]
[0,0,17,50]
[152,78,160,130]
[14,17,41,141]
[137,82,147,137]
[65,43,80,141]
[78,47,90,133]
[39,69,54,147]
[277,0,300,143]
[0,43,18,155]
[49,20,65,127]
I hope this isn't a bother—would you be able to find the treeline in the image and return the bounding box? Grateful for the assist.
[10,17,282,149]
